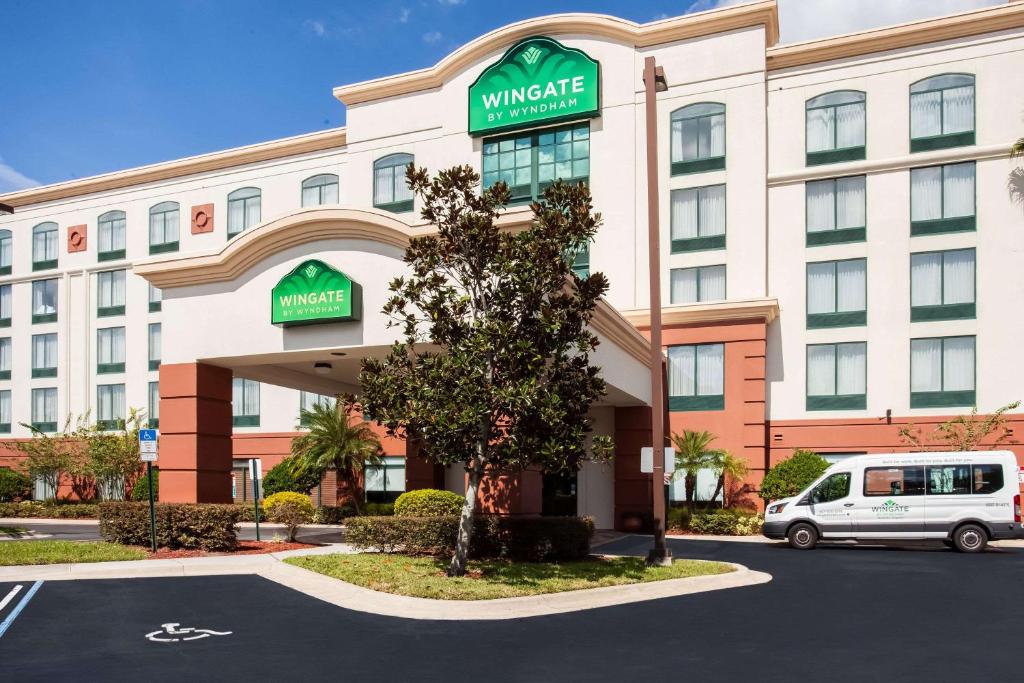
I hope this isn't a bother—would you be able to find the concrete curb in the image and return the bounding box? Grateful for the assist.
[0,545,771,620]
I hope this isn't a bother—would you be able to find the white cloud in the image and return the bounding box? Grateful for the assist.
[0,157,38,194]
[437,0,466,5]
[304,19,326,37]
[398,7,411,23]
[422,30,443,44]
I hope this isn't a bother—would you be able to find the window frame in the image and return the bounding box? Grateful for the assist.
[232,377,260,427]
[96,270,126,317]
[148,284,162,312]
[910,161,976,236]
[805,175,867,246]
[0,390,10,433]
[909,73,976,153]
[667,342,725,412]
[805,90,866,166]
[910,335,976,408]
[805,258,867,328]
[148,322,161,371]
[32,222,59,271]
[0,229,11,275]
[481,122,590,205]
[364,456,407,504]
[31,278,58,324]
[910,248,976,322]
[669,264,727,305]
[227,187,262,238]
[30,387,57,433]
[670,102,726,175]
[96,326,126,375]
[148,381,159,429]
[97,210,127,262]
[0,284,10,327]
[96,383,125,431]
[863,466,926,497]
[373,153,415,213]
[670,184,727,253]
[805,342,867,411]
[301,173,340,208]
[0,336,10,380]
[148,202,180,255]
[31,332,57,378]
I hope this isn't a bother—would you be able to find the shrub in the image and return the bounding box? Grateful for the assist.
[130,470,158,502]
[262,492,315,541]
[235,503,265,523]
[667,507,691,532]
[262,456,320,497]
[393,489,465,517]
[759,450,830,502]
[0,468,32,502]
[98,502,241,551]
[363,502,394,516]
[345,515,594,562]
[0,501,100,519]
[688,509,764,536]
[313,505,356,524]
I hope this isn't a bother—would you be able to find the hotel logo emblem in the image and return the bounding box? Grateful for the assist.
[520,45,544,66]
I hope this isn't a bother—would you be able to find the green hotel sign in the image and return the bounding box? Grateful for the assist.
[468,37,600,136]
[271,259,361,327]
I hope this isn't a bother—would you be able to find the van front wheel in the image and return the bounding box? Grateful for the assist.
[787,523,818,550]
[952,524,988,553]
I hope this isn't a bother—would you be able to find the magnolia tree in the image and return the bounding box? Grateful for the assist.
[359,165,613,576]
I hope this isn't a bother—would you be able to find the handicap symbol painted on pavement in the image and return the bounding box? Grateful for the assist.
[145,622,233,643]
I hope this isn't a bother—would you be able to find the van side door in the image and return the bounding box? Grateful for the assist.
[806,471,854,538]
[851,465,926,539]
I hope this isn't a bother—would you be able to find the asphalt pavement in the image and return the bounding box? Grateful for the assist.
[1,536,1022,682]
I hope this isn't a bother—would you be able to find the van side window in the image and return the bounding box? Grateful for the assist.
[972,465,1004,494]
[864,466,925,496]
[927,465,971,495]
[810,472,851,504]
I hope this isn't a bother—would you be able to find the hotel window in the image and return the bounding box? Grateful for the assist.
[31,279,58,324]
[31,387,57,433]
[910,162,975,235]
[97,327,126,374]
[149,283,162,312]
[227,187,261,237]
[670,184,725,252]
[0,390,10,433]
[911,249,975,322]
[667,343,724,411]
[148,381,159,429]
[32,222,58,271]
[365,456,406,503]
[805,91,865,166]
[482,123,589,204]
[911,335,975,408]
[148,323,161,370]
[98,210,127,261]
[806,342,866,411]
[910,74,975,152]
[149,202,179,255]
[97,270,126,317]
[670,265,725,304]
[299,391,335,427]
[807,259,866,328]
[373,153,415,213]
[570,247,589,280]
[301,174,339,207]
[96,383,125,431]
[670,103,725,175]
[0,229,11,275]
[31,333,57,378]
[0,284,9,327]
[805,175,866,246]
[232,378,260,427]
[0,337,9,380]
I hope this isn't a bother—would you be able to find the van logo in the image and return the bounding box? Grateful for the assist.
[520,46,545,66]
[872,499,910,515]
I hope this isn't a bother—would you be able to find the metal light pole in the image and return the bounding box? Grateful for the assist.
[643,56,672,566]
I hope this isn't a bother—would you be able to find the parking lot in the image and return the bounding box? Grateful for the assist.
[1,537,1022,682]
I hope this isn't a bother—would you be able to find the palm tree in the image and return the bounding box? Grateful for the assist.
[670,430,723,513]
[290,401,382,514]
[709,450,748,508]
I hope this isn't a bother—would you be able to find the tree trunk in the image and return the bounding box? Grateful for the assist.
[685,472,696,514]
[448,466,480,577]
[712,474,725,509]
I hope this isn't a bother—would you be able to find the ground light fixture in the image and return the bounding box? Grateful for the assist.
[313,362,332,374]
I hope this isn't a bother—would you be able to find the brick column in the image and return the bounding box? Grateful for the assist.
[614,406,654,531]
[477,468,542,516]
[404,437,444,491]
[158,363,233,503]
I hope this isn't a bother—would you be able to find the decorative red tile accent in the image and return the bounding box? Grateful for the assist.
[191,203,214,234]
[67,225,87,253]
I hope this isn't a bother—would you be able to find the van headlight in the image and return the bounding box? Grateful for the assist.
[767,502,787,515]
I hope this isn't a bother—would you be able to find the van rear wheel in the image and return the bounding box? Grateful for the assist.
[787,522,818,550]
[952,524,988,553]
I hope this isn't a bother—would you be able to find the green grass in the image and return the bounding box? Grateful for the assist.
[0,540,147,566]
[285,553,734,600]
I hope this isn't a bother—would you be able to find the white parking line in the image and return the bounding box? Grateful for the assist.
[0,584,23,613]
[0,580,43,640]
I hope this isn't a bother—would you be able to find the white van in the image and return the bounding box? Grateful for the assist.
[763,451,1023,552]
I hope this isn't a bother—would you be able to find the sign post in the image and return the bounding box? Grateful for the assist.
[138,429,159,553]
[249,459,263,541]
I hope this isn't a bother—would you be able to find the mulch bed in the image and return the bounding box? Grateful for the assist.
[141,541,317,560]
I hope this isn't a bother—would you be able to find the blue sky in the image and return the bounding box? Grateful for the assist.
[0,0,1001,191]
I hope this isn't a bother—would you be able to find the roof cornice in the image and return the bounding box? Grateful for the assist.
[622,299,780,328]
[0,128,348,210]
[334,2,779,106]
[766,1,1024,71]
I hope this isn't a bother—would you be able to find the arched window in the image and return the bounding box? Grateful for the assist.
[32,222,59,270]
[149,201,180,254]
[373,154,414,213]
[0,229,11,275]
[98,210,127,261]
[910,74,975,152]
[805,91,865,166]
[227,187,261,237]
[670,103,725,175]
[301,174,339,207]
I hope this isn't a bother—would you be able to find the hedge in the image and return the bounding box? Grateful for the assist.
[0,501,101,519]
[667,508,763,536]
[98,502,241,551]
[0,468,32,502]
[393,489,465,517]
[345,515,594,562]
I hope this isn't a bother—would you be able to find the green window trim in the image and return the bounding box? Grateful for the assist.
[910,131,975,153]
[0,370,9,380]
[148,360,161,371]
[0,319,9,328]
[148,418,159,429]
[671,234,726,253]
[805,176,866,244]
[32,259,58,272]
[807,310,867,329]
[0,266,10,276]
[233,415,260,427]
[910,303,975,322]
[806,342,867,412]
[807,394,867,411]
[31,367,57,378]
[669,103,726,177]
[909,76,975,153]
[806,226,866,247]
[374,199,415,214]
[806,259,867,329]
[97,305,126,318]
[668,395,725,412]
[806,146,866,167]
[98,249,126,262]
[96,419,121,431]
[570,247,589,279]
[97,362,125,374]
[149,301,162,312]
[149,241,179,255]
[32,313,57,324]
[31,421,57,433]
[910,216,976,236]
[0,423,10,434]
[911,390,976,409]
[482,123,590,206]
[373,153,415,213]
[670,157,725,176]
